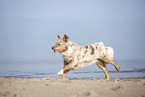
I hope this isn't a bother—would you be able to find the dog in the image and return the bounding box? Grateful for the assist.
[52,34,120,79]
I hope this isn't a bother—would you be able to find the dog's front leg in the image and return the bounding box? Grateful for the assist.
[57,63,78,76]
[61,70,70,78]
[57,60,78,78]
[60,64,78,78]
[61,63,79,78]
[57,60,69,76]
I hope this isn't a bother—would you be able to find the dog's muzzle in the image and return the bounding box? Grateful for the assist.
[52,46,61,53]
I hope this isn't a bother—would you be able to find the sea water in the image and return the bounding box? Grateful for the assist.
[0,59,145,79]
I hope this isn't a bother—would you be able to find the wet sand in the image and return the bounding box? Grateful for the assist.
[0,77,145,97]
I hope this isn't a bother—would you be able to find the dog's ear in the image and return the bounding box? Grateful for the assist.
[63,34,69,42]
[57,35,61,39]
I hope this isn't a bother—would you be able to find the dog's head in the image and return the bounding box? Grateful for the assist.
[52,34,70,53]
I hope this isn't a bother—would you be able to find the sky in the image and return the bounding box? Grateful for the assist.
[0,0,145,60]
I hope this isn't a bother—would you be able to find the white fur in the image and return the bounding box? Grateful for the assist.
[61,45,73,63]
[57,69,63,76]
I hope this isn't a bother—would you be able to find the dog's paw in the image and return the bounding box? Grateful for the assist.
[57,69,63,76]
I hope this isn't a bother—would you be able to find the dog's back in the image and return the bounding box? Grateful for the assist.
[60,41,114,68]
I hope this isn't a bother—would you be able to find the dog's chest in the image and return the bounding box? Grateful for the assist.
[61,46,73,63]
[62,55,72,63]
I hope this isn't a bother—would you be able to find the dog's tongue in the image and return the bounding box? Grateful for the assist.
[54,50,60,53]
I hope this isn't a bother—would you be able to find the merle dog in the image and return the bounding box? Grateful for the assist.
[52,34,120,79]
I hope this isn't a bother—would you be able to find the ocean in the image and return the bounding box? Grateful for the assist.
[0,59,145,79]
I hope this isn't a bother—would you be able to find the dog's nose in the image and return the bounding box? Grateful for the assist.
[52,47,54,50]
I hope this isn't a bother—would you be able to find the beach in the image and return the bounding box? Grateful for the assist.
[0,59,145,97]
[0,77,145,97]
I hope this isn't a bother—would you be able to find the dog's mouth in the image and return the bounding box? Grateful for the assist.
[54,49,62,53]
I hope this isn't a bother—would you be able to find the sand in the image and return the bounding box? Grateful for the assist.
[0,77,145,97]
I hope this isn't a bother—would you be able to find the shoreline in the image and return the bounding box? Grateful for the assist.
[0,77,145,97]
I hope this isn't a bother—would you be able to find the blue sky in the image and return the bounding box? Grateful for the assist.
[0,0,145,60]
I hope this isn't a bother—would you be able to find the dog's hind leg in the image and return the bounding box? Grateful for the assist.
[109,60,120,72]
[96,60,109,79]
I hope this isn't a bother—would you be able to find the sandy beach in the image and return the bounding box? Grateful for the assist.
[0,77,145,97]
